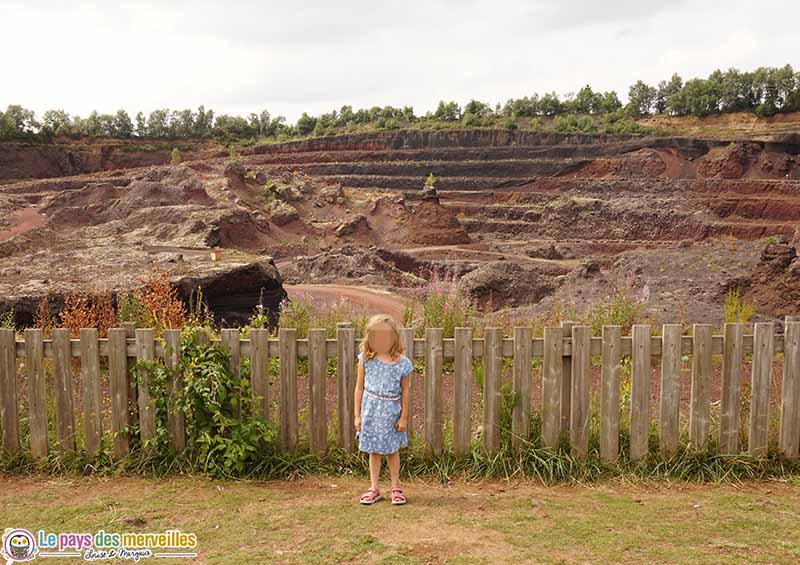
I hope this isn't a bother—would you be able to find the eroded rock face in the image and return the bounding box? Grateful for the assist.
[748,240,800,318]
[456,261,567,309]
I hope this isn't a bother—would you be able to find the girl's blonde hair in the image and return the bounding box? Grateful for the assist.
[359,313,404,362]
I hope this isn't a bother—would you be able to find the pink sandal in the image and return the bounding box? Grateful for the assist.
[359,487,382,505]
[390,487,407,505]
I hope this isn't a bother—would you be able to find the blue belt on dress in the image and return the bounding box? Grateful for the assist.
[363,389,401,401]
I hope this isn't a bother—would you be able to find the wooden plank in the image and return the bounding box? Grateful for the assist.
[511,326,532,450]
[453,326,473,455]
[279,327,298,451]
[308,328,327,454]
[336,324,355,451]
[399,328,415,438]
[80,328,102,459]
[221,328,242,419]
[560,320,575,435]
[779,320,800,459]
[689,324,713,450]
[135,328,157,445]
[122,322,138,429]
[164,329,185,453]
[25,329,48,459]
[658,324,682,458]
[250,329,270,422]
[425,327,444,456]
[541,327,563,450]
[629,324,651,462]
[570,325,591,460]
[107,328,129,457]
[720,323,744,455]
[0,329,20,453]
[600,325,621,463]
[52,328,76,453]
[749,322,775,457]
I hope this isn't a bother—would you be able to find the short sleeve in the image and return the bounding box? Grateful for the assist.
[401,355,413,377]
[357,351,363,364]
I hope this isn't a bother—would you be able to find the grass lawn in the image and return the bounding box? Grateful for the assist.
[2,474,799,564]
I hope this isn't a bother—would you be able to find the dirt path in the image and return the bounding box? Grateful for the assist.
[285,284,408,319]
[0,206,46,242]
[2,475,798,563]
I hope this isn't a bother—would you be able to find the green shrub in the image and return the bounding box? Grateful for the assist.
[170,147,181,164]
[586,291,641,336]
[723,288,755,324]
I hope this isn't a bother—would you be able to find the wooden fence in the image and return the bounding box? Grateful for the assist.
[1,318,800,462]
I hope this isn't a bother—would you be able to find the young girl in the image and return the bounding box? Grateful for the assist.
[354,314,413,505]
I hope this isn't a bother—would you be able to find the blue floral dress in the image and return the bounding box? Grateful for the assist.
[356,351,413,454]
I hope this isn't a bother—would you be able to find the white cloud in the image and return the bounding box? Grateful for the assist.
[1,0,797,122]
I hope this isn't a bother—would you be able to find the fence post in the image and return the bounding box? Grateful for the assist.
[542,326,563,450]
[25,328,48,459]
[135,328,157,446]
[308,328,327,454]
[52,328,76,453]
[81,328,102,460]
[250,328,270,422]
[453,327,473,455]
[222,329,242,419]
[560,320,575,436]
[425,327,444,456]
[399,328,415,439]
[570,325,591,460]
[279,327,298,451]
[122,321,138,429]
[749,322,774,457]
[512,326,532,450]
[107,327,129,457]
[630,324,651,462]
[336,323,355,451]
[659,324,682,458]
[720,323,744,455]
[689,324,713,450]
[164,329,185,453]
[600,325,621,463]
[0,328,19,453]
[779,317,800,459]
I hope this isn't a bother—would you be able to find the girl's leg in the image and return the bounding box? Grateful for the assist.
[369,452,382,489]
[387,450,400,489]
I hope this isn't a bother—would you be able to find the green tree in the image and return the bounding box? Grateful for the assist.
[295,112,317,135]
[626,80,657,116]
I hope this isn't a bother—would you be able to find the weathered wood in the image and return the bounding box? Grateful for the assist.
[569,325,590,460]
[164,329,185,453]
[511,326,532,450]
[560,320,575,435]
[600,325,621,463]
[779,320,800,459]
[250,328,270,422]
[221,328,242,419]
[541,327,563,450]
[52,328,76,453]
[122,322,138,429]
[107,328,129,457]
[399,327,415,438]
[81,328,102,459]
[0,329,20,453]
[720,323,744,455]
[135,328,157,444]
[749,322,775,457]
[425,327,444,456]
[689,324,713,450]
[336,324,355,450]
[453,326,473,455]
[25,329,48,459]
[658,325,682,458]
[308,328,327,453]
[629,324,651,462]
[279,327,298,451]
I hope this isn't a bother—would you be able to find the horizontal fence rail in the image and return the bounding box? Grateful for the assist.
[1,319,799,463]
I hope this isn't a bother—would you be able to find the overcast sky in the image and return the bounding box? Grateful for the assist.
[2,1,798,122]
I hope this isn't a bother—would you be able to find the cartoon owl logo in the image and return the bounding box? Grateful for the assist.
[1,529,37,562]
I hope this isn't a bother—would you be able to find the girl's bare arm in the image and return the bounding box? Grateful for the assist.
[397,371,410,431]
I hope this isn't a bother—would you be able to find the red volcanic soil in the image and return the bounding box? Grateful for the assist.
[284,284,408,320]
[0,207,46,242]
